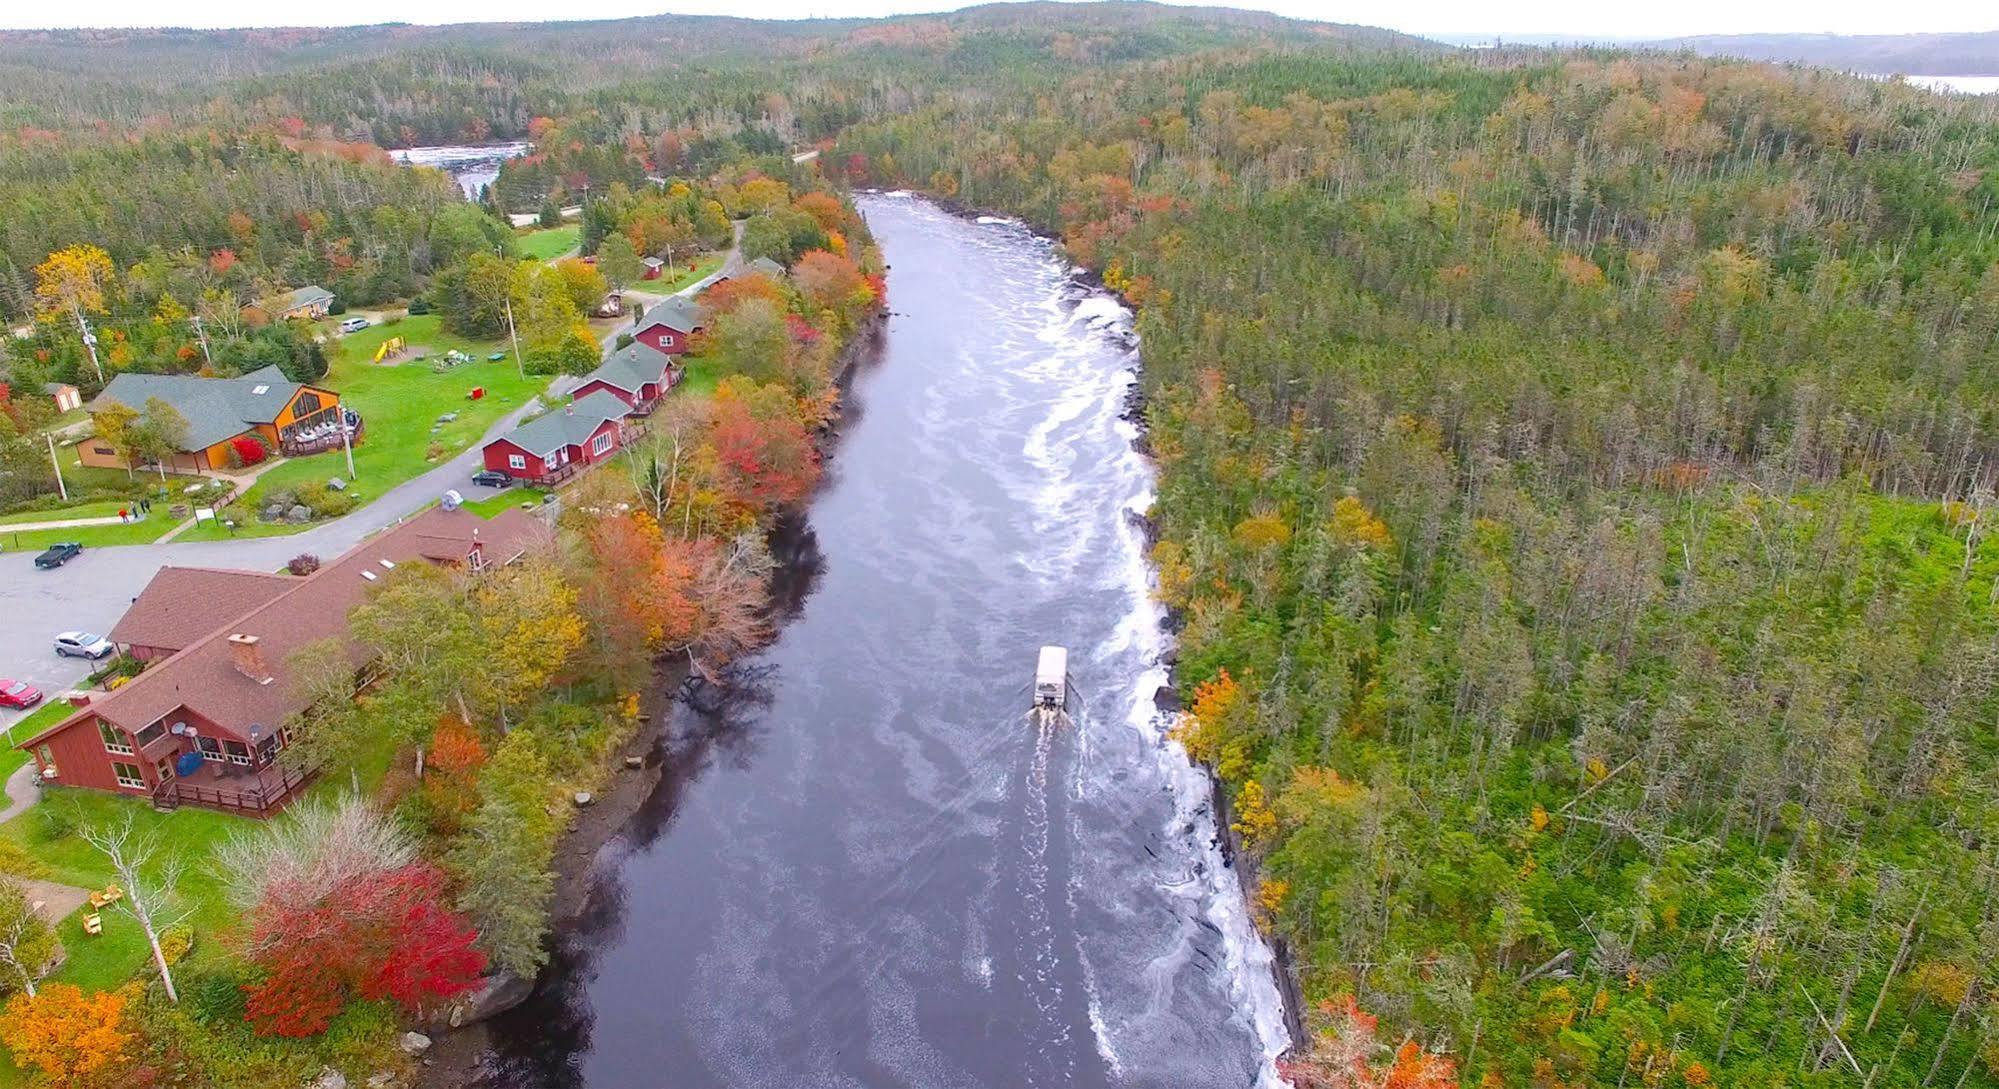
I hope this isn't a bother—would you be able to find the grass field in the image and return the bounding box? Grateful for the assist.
[0,516,176,552]
[176,316,546,542]
[518,225,580,260]
[0,498,132,525]
[0,700,70,776]
[461,487,551,519]
[650,252,724,294]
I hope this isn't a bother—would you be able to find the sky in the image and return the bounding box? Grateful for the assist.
[0,0,1993,40]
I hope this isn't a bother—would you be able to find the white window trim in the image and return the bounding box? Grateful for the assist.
[113,763,144,789]
[508,454,526,470]
[592,432,613,455]
[544,453,558,469]
[99,723,133,756]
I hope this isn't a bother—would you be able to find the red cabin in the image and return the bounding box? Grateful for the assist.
[480,391,634,485]
[630,296,705,356]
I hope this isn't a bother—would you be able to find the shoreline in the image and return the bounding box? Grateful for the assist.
[922,190,1311,1059]
[414,303,887,1089]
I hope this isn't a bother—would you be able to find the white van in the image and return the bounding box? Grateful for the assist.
[339,316,370,333]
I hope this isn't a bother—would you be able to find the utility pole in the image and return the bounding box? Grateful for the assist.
[340,405,356,478]
[189,315,213,368]
[45,434,67,502]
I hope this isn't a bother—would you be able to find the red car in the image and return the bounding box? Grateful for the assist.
[0,680,43,710]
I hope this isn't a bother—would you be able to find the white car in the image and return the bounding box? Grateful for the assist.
[54,631,114,659]
[339,316,370,334]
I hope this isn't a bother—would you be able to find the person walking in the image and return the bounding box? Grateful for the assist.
[118,508,128,523]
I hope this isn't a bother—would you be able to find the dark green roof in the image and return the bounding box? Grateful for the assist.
[91,366,302,450]
[581,343,671,395]
[635,295,704,335]
[499,391,630,457]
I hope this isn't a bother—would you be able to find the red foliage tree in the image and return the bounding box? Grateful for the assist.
[702,272,786,317]
[704,379,819,512]
[242,861,485,1037]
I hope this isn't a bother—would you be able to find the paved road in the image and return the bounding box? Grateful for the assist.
[0,379,572,741]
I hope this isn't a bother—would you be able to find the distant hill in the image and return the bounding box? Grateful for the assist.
[1641,30,1999,75]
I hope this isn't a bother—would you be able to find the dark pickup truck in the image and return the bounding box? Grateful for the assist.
[33,542,82,569]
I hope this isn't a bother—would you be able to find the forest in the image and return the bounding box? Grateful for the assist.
[4,3,1999,1086]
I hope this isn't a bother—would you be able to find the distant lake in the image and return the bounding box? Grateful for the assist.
[1905,75,1999,95]
[388,142,531,199]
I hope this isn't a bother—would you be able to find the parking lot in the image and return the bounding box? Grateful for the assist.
[0,446,528,745]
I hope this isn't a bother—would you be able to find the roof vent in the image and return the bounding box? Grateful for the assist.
[361,570,378,582]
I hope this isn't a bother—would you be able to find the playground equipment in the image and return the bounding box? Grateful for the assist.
[372,335,408,363]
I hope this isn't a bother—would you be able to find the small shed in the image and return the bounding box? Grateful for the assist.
[641,257,666,281]
[44,383,82,413]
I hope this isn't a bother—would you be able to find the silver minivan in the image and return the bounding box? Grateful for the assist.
[339,316,369,333]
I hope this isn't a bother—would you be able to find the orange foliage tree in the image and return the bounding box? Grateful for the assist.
[0,983,137,1087]
[1280,996,1459,1089]
[704,377,820,513]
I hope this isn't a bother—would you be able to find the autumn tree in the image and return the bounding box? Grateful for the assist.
[0,882,57,998]
[574,509,700,677]
[449,731,559,977]
[702,297,798,388]
[792,249,873,334]
[0,983,136,1088]
[32,244,114,382]
[704,375,820,513]
[128,395,190,479]
[221,793,485,1036]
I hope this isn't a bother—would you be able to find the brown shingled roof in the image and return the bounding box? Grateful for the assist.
[109,567,294,655]
[22,507,549,751]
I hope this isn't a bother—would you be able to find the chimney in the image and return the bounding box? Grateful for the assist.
[228,634,273,684]
[564,404,575,415]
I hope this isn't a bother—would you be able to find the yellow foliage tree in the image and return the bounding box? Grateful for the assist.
[1329,495,1392,551]
[0,983,136,1087]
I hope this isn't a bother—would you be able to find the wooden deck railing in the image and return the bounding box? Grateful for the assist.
[154,765,313,818]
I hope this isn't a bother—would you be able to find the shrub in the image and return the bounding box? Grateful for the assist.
[383,311,406,325]
[157,925,194,967]
[616,332,635,351]
[407,298,431,316]
[297,482,356,519]
[229,434,268,467]
[287,553,322,576]
[182,969,250,1026]
[327,298,347,316]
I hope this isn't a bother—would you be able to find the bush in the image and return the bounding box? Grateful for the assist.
[407,298,432,316]
[383,311,405,326]
[287,553,321,576]
[157,925,194,967]
[615,333,635,351]
[182,969,250,1026]
[297,482,356,519]
[229,434,268,467]
[327,298,347,316]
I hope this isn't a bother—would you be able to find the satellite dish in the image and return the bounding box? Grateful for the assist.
[441,489,463,511]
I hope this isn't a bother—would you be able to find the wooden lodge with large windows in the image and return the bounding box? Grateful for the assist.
[81,365,352,472]
[16,507,548,816]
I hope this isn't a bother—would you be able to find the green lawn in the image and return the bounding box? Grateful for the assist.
[0,790,247,992]
[461,487,550,519]
[518,225,580,260]
[650,252,724,294]
[0,498,132,526]
[0,517,176,552]
[0,701,71,776]
[177,315,547,541]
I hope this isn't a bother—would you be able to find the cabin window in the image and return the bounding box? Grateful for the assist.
[544,453,558,469]
[592,432,613,455]
[98,722,133,755]
[509,454,527,470]
[133,721,166,748]
[198,736,223,762]
[294,391,322,417]
[224,740,251,766]
[155,757,174,782]
[112,762,144,789]
[256,735,279,763]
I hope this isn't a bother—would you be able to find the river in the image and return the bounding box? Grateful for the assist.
[472,192,1292,1088]
[389,142,531,199]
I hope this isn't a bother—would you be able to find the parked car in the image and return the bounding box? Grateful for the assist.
[470,469,513,489]
[54,631,114,660]
[339,316,370,333]
[0,680,42,710]
[33,542,82,569]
